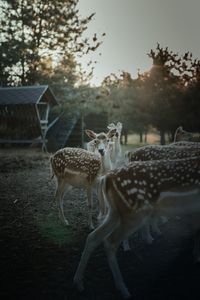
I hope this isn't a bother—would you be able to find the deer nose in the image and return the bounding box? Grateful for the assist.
[98,149,105,156]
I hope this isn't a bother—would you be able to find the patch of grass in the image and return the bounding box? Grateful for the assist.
[38,214,75,246]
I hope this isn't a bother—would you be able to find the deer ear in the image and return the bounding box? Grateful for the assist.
[85,130,97,140]
[108,128,117,138]
[107,123,115,130]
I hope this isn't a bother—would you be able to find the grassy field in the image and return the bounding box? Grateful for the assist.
[121,132,161,154]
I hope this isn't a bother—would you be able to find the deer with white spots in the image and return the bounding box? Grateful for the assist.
[74,156,200,298]
[125,144,200,243]
[126,144,200,163]
[170,141,200,147]
[50,128,116,229]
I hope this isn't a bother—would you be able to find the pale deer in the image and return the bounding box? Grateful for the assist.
[86,125,123,225]
[50,128,116,229]
[74,156,200,298]
[107,122,123,167]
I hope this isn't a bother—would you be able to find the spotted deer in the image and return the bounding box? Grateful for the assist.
[174,126,200,142]
[50,128,116,229]
[170,141,200,147]
[125,144,200,243]
[74,156,200,298]
[126,144,200,163]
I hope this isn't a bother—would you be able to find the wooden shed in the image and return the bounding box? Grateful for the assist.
[0,85,84,152]
[0,85,58,150]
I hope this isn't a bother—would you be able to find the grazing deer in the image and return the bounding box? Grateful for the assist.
[107,122,123,167]
[50,128,116,229]
[74,156,200,298]
[174,126,200,142]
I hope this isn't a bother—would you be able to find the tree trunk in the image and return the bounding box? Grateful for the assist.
[139,132,143,143]
[160,130,166,145]
[144,131,147,143]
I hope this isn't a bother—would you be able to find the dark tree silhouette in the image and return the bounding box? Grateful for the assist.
[0,0,102,86]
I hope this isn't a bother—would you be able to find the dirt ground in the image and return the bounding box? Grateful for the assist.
[1,148,200,300]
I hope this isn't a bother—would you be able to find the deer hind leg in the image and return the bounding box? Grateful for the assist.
[73,211,119,292]
[86,187,94,229]
[55,179,70,226]
[150,216,162,235]
[140,220,154,244]
[97,182,108,222]
[104,214,150,298]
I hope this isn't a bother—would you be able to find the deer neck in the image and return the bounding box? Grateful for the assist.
[111,136,121,163]
[100,150,113,174]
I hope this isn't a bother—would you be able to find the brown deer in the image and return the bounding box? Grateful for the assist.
[50,128,116,229]
[74,156,200,298]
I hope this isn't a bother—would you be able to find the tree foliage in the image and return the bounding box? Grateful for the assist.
[0,0,102,87]
[98,44,200,144]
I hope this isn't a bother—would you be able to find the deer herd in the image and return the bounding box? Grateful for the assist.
[50,124,200,298]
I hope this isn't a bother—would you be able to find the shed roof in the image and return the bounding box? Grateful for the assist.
[0,85,58,105]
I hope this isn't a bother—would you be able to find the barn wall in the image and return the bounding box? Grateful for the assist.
[0,104,41,140]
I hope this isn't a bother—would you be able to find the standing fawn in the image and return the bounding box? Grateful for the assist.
[85,128,115,222]
[86,123,131,250]
[74,156,200,298]
[50,128,116,229]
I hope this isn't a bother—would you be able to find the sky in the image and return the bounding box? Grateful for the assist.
[77,0,200,86]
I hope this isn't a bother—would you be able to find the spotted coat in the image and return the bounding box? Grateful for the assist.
[106,156,200,211]
[127,145,200,162]
[51,147,101,183]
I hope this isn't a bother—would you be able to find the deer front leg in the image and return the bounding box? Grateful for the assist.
[140,222,154,244]
[104,213,150,298]
[55,180,69,226]
[97,181,107,221]
[150,217,162,235]
[73,211,119,292]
